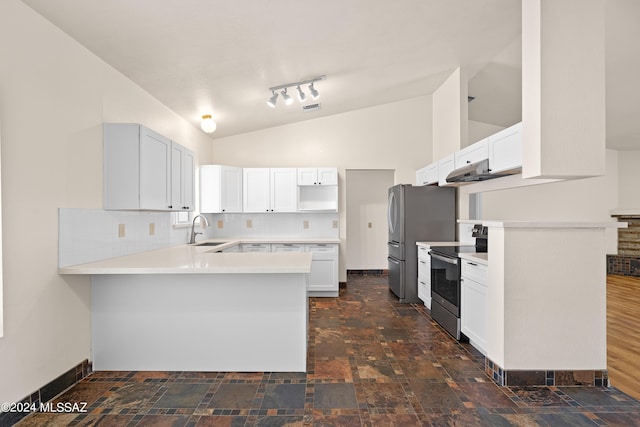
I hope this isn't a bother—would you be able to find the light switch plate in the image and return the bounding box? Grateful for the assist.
[217,220,224,229]
[149,222,155,236]
[246,219,253,228]
[118,223,125,238]
[303,220,309,229]
[368,222,372,228]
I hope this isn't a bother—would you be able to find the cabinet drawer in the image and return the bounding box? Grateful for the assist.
[418,258,430,281]
[272,243,304,252]
[241,243,271,252]
[417,245,431,261]
[461,260,487,285]
[305,244,338,254]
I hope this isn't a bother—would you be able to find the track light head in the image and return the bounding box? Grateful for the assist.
[281,88,293,105]
[308,82,320,100]
[296,85,306,102]
[267,91,278,107]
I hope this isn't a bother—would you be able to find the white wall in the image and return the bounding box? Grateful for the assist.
[210,96,433,280]
[617,150,640,208]
[0,0,212,403]
[432,67,468,158]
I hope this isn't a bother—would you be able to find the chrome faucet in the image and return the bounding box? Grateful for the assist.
[189,214,210,244]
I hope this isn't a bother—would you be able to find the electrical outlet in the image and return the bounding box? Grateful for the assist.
[149,222,155,236]
[368,222,372,229]
[217,220,224,229]
[332,220,339,229]
[118,223,126,238]
[303,220,309,229]
[246,219,253,228]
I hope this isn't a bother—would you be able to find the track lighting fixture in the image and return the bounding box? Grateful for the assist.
[281,88,293,105]
[200,114,217,133]
[267,90,278,108]
[267,75,325,108]
[296,85,306,102]
[308,82,320,100]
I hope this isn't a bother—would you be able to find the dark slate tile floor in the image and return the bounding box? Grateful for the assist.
[15,274,640,426]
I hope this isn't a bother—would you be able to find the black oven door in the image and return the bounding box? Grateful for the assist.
[430,251,461,317]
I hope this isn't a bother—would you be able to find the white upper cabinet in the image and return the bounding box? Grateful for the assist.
[455,138,489,168]
[170,142,195,211]
[437,154,455,186]
[243,168,297,212]
[298,167,338,186]
[105,123,182,211]
[488,122,523,174]
[200,165,243,213]
[415,163,439,186]
[270,168,298,212]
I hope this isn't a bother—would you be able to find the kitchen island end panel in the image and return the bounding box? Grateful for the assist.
[91,272,308,372]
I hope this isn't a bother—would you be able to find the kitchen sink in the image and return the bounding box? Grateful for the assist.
[195,242,227,246]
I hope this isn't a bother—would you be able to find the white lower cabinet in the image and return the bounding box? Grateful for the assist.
[417,245,432,308]
[460,259,488,355]
[305,244,339,297]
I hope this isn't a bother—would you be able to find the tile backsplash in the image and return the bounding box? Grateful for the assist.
[58,208,189,267]
[202,212,339,240]
[59,209,340,267]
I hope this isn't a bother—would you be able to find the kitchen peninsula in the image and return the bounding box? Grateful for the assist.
[59,242,312,372]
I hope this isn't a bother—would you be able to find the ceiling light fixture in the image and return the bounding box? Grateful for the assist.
[200,114,217,133]
[267,90,279,107]
[308,82,320,100]
[296,85,306,102]
[281,88,293,106]
[267,75,325,108]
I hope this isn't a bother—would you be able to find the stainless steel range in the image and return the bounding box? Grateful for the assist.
[429,225,487,339]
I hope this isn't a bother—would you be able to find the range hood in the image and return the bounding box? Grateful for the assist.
[445,159,512,183]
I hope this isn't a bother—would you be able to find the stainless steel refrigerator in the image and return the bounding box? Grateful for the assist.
[387,184,455,303]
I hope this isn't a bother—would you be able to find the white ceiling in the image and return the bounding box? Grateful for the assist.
[21,0,640,150]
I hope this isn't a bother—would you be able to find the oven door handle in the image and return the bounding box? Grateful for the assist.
[429,251,459,265]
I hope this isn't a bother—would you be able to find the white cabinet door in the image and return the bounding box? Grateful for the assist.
[220,166,243,212]
[437,154,455,186]
[243,168,271,212]
[460,260,488,354]
[489,122,523,174]
[270,168,297,212]
[200,165,242,213]
[297,167,337,186]
[317,167,338,185]
[170,142,194,211]
[104,123,176,211]
[139,126,172,210]
[305,244,338,296]
[416,163,439,186]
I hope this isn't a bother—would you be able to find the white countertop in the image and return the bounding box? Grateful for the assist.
[458,219,626,229]
[59,240,314,275]
[459,252,488,265]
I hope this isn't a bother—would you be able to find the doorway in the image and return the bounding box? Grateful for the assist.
[345,170,394,272]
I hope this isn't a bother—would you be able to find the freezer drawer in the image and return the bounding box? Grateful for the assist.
[387,256,404,299]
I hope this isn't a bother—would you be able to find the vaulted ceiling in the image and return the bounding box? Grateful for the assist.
[22,0,640,150]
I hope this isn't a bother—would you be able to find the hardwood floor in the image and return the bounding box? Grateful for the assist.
[608,274,640,400]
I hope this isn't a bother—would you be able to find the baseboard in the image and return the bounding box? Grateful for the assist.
[0,359,91,427]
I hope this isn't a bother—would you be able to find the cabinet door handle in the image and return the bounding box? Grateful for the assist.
[168,205,173,209]
[467,262,478,266]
